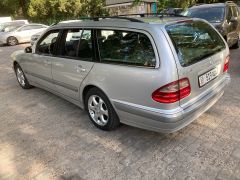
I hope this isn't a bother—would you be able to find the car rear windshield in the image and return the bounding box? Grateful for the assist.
[183,7,225,23]
[166,20,226,67]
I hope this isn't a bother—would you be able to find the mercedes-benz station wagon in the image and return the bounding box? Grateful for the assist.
[11,16,230,133]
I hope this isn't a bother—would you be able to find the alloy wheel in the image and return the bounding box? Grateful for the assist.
[88,95,109,126]
[16,67,26,87]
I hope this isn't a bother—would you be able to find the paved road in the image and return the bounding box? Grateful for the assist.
[0,44,240,180]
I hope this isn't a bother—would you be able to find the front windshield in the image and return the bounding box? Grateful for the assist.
[183,7,225,23]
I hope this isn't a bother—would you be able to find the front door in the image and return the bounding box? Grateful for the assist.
[24,30,60,90]
[52,29,95,100]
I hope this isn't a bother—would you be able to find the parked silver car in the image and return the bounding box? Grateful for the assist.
[11,17,230,133]
[0,23,48,46]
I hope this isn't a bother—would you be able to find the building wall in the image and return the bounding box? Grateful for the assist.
[106,1,157,16]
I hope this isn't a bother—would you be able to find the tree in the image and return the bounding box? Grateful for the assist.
[134,0,239,10]
[27,0,107,24]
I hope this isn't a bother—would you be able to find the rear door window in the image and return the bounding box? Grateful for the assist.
[61,29,82,58]
[166,20,226,67]
[97,29,156,67]
[59,29,93,61]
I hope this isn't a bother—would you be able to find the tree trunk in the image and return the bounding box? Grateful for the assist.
[19,0,27,18]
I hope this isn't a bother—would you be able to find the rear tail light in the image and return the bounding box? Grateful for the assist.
[152,78,191,103]
[223,56,230,73]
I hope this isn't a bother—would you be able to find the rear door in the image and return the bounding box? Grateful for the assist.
[165,20,228,107]
[51,29,94,100]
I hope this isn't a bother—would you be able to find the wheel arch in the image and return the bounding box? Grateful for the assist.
[13,61,19,70]
[81,84,113,110]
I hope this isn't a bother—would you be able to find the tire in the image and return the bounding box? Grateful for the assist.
[7,36,18,46]
[85,88,120,131]
[14,64,33,89]
[231,39,239,49]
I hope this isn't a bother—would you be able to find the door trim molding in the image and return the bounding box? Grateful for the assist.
[25,71,79,92]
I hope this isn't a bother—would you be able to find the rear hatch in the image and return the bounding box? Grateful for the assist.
[165,19,229,107]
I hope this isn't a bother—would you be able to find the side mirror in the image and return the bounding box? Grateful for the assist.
[25,46,32,53]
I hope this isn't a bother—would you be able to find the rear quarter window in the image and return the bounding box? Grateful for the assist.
[166,20,226,67]
[97,29,156,68]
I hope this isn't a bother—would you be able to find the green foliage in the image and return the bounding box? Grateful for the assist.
[134,0,239,10]
[0,0,108,24]
[0,0,239,24]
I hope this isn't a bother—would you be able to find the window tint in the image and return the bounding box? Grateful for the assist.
[78,30,93,60]
[97,30,156,67]
[166,20,225,67]
[37,31,59,55]
[60,29,93,60]
[62,29,82,57]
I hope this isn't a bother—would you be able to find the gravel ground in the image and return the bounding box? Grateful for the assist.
[0,44,240,180]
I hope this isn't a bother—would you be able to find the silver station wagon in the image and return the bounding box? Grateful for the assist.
[11,16,231,133]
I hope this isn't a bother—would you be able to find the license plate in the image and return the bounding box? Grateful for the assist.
[199,68,218,87]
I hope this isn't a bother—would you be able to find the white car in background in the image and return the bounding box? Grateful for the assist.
[0,17,12,23]
[0,20,29,33]
[30,20,82,46]
[0,23,48,46]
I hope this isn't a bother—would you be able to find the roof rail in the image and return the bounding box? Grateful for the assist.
[54,13,187,25]
[74,16,144,23]
[117,13,186,18]
[94,16,144,23]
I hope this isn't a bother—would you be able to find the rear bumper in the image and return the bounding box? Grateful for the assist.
[113,74,231,133]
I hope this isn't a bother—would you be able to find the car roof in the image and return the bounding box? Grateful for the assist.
[52,16,190,30]
[190,2,237,9]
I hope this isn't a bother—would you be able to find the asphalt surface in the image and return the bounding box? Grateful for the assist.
[0,44,240,180]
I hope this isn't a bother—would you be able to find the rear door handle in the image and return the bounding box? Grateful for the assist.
[74,65,86,72]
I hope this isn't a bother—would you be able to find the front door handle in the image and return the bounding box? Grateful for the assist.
[74,65,86,72]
